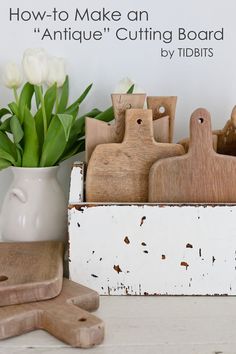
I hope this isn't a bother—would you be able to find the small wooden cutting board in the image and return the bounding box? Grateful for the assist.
[0,241,63,306]
[86,94,146,161]
[0,278,104,348]
[86,109,185,202]
[149,108,236,203]
[147,96,177,142]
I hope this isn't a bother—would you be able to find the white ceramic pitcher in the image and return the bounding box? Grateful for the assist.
[0,166,67,242]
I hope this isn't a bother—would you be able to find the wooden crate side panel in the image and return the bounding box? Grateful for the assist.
[68,205,236,296]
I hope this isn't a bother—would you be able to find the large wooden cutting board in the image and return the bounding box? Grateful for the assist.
[0,241,63,306]
[149,108,236,203]
[0,278,104,348]
[86,94,146,161]
[86,109,185,202]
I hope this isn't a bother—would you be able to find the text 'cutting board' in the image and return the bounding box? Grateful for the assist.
[149,108,236,203]
[0,241,63,306]
[86,109,184,202]
[0,279,104,348]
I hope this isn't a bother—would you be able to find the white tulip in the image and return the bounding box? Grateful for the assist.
[47,57,66,88]
[114,77,145,93]
[23,48,48,86]
[3,62,23,89]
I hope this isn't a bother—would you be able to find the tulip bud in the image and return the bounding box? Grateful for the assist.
[23,48,48,86]
[114,77,145,93]
[47,57,66,88]
[3,62,23,89]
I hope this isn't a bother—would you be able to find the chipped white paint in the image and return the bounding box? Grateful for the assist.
[69,162,84,204]
[68,163,236,296]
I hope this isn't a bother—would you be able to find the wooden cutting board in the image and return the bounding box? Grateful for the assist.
[147,96,177,142]
[179,106,236,155]
[86,94,146,161]
[149,108,236,203]
[86,94,171,161]
[0,278,104,348]
[86,109,185,202]
[0,241,63,306]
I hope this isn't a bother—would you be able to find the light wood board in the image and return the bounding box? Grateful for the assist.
[86,94,146,161]
[0,278,104,348]
[0,241,63,306]
[86,109,184,202]
[147,96,177,142]
[149,108,236,203]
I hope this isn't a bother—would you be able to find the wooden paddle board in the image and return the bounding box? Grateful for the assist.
[149,108,236,203]
[86,109,185,202]
[0,241,63,306]
[0,278,104,348]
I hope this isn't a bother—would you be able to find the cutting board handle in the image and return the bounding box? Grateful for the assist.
[123,109,154,143]
[189,108,214,154]
[111,94,146,138]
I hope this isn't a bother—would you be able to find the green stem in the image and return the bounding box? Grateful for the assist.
[36,86,47,138]
[13,87,19,105]
[55,88,59,114]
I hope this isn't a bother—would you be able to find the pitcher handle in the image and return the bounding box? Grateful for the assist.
[10,188,27,203]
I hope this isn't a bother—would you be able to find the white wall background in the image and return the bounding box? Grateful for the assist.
[0,0,235,206]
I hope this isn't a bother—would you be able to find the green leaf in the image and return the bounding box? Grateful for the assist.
[0,158,11,170]
[0,131,17,160]
[57,76,69,113]
[57,114,73,141]
[34,108,44,154]
[40,114,73,167]
[22,108,39,167]
[93,106,114,124]
[15,147,22,167]
[8,102,19,116]
[0,117,11,132]
[0,148,15,164]
[66,83,93,113]
[60,139,85,162]
[0,108,11,120]
[18,83,34,123]
[64,104,80,122]
[44,83,57,124]
[70,108,102,139]
[34,85,41,109]
[127,84,135,93]
[10,116,24,144]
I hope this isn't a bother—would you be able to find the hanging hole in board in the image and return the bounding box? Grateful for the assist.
[78,318,87,322]
[137,119,143,125]
[159,106,165,114]
[0,275,8,282]
[198,118,204,124]
[126,103,132,109]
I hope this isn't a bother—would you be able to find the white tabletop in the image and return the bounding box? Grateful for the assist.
[0,296,235,354]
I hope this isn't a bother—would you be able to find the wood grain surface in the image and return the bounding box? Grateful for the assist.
[147,96,177,142]
[0,242,63,306]
[179,106,236,155]
[86,109,184,202]
[0,278,104,348]
[85,94,146,161]
[149,108,236,203]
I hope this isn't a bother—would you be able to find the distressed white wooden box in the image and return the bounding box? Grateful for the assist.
[68,162,236,295]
